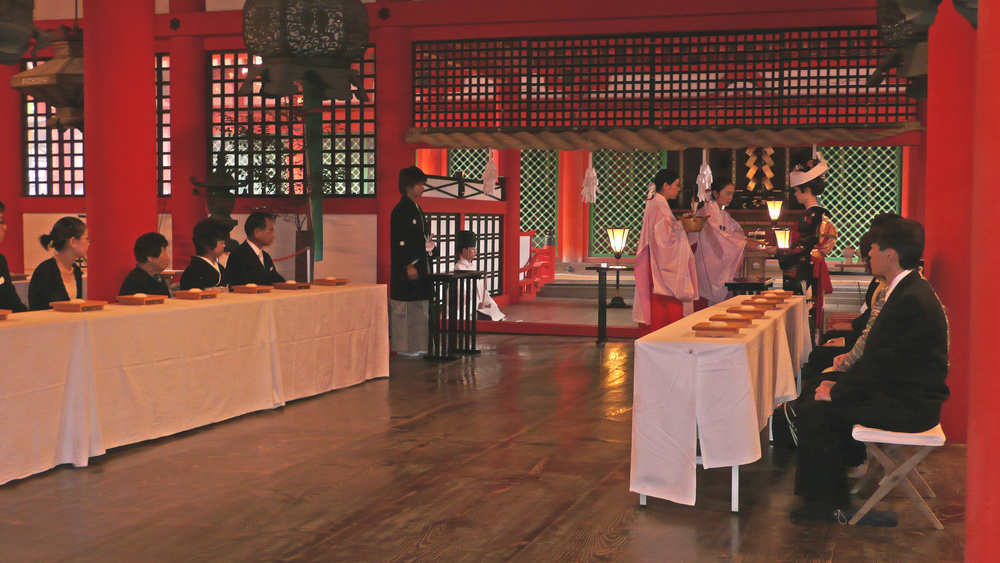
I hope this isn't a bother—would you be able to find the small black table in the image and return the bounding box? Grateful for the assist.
[425,271,485,360]
[586,265,634,346]
[724,277,774,296]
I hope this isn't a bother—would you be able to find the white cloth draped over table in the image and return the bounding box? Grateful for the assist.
[0,284,389,486]
[632,193,698,325]
[630,295,806,506]
[453,257,505,321]
[691,200,747,305]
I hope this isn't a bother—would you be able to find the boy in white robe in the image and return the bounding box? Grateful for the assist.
[453,230,505,321]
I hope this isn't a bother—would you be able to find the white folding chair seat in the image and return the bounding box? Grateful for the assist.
[848,423,946,529]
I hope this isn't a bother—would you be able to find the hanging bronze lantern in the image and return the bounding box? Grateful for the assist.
[240,0,369,101]
[0,0,49,65]
[11,26,84,131]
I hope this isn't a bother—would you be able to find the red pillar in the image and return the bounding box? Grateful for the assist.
[416,148,447,176]
[0,64,25,272]
[372,23,414,286]
[557,150,590,262]
[901,102,927,223]
[168,0,208,270]
[498,149,521,305]
[924,3,975,443]
[967,3,1000,560]
[83,0,158,301]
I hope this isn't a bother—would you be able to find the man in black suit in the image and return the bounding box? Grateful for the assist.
[0,200,28,312]
[389,166,437,356]
[226,211,286,286]
[119,232,172,296]
[790,217,949,525]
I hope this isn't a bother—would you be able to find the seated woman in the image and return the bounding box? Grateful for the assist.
[179,218,231,290]
[453,230,505,321]
[119,232,171,296]
[0,200,28,313]
[28,216,88,311]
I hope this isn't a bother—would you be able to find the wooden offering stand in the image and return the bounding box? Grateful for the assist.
[274,281,311,290]
[693,322,741,338]
[313,278,350,286]
[117,295,167,306]
[174,289,220,300]
[232,285,272,294]
[52,300,107,312]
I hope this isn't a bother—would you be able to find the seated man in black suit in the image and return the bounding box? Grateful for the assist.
[119,232,172,296]
[226,211,286,286]
[790,217,949,526]
[0,200,28,312]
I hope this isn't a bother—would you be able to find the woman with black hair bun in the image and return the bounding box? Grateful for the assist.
[691,178,762,306]
[28,216,88,311]
[631,169,698,331]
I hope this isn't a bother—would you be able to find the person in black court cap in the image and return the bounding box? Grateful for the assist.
[180,218,231,290]
[389,166,437,356]
[453,229,505,321]
[119,232,172,297]
[0,200,27,312]
[226,211,286,286]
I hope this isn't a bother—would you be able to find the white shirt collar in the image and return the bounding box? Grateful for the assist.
[884,269,913,301]
[196,255,221,273]
[246,239,265,265]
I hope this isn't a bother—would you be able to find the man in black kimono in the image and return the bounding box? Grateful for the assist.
[227,211,286,286]
[119,232,172,296]
[790,217,949,526]
[389,166,436,356]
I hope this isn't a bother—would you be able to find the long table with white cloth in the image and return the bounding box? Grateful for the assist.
[0,283,389,486]
[630,295,811,510]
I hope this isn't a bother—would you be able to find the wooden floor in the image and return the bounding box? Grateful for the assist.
[0,335,965,562]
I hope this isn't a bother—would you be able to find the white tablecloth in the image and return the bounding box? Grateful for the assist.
[630,295,806,506]
[0,284,388,486]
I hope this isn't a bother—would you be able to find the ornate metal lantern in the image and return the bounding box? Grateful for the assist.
[11,26,83,131]
[0,0,48,65]
[240,0,369,101]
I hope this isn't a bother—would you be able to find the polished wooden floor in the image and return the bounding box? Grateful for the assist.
[0,335,965,562]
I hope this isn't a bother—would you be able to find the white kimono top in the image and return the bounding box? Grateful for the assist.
[454,257,506,321]
[631,194,698,325]
[691,200,747,305]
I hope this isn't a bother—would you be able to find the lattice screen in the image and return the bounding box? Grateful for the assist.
[21,56,172,197]
[426,212,459,275]
[22,59,84,196]
[819,146,902,260]
[425,212,504,296]
[209,48,376,197]
[589,150,664,257]
[447,149,490,178]
[156,54,171,196]
[414,27,915,131]
[519,149,559,248]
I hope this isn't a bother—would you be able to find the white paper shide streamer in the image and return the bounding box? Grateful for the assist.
[581,152,599,203]
[696,149,713,204]
[482,149,499,196]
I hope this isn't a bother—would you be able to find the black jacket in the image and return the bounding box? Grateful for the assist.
[0,254,27,312]
[226,241,285,286]
[390,196,436,301]
[119,266,171,296]
[28,257,83,311]
[179,256,229,290]
[830,271,950,430]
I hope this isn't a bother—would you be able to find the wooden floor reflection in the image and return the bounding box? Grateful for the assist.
[0,335,965,561]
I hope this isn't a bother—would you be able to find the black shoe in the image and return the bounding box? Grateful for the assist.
[835,508,898,527]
